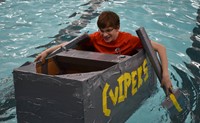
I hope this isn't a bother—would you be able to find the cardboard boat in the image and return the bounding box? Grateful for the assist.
[13,33,157,123]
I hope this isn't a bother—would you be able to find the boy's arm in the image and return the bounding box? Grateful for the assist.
[34,42,68,62]
[151,41,172,95]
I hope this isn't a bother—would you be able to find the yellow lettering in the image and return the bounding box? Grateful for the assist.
[124,72,131,98]
[102,58,150,117]
[137,66,143,88]
[109,87,119,106]
[143,59,148,82]
[117,75,125,103]
[102,83,111,116]
[131,71,137,96]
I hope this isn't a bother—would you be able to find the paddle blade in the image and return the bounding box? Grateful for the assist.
[136,27,190,121]
[162,89,190,121]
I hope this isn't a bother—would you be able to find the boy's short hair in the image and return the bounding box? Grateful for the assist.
[97,11,120,29]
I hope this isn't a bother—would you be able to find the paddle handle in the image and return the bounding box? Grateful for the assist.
[136,27,162,82]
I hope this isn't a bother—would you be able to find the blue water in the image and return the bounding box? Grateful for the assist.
[0,0,199,123]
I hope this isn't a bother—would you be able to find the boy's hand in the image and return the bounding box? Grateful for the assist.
[34,51,48,63]
[161,75,173,96]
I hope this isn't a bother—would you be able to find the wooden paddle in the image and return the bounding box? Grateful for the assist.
[136,27,189,120]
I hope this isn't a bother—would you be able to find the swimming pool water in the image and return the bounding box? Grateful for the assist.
[0,0,199,123]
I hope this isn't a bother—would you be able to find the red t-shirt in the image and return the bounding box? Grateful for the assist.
[88,32,142,55]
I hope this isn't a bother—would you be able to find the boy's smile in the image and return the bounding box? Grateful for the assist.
[99,27,119,43]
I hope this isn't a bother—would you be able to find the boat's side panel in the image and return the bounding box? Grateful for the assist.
[13,72,85,123]
[83,50,157,123]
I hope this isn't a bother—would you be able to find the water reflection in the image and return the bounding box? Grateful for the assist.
[0,77,15,121]
[29,0,106,57]
[171,8,200,123]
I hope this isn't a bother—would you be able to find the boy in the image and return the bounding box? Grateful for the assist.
[35,11,172,95]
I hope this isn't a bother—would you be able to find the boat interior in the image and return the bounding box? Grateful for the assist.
[35,35,139,75]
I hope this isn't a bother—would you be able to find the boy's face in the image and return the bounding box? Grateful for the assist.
[99,27,119,43]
